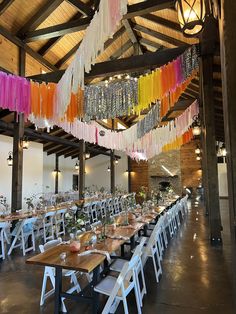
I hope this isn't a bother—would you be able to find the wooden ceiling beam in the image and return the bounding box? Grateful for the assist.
[0,25,58,71]
[124,0,175,19]
[133,24,188,47]
[55,41,81,68]
[140,13,181,33]
[0,0,14,15]
[66,0,94,16]
[24,16,91,42]
[122,19,143,55]
[111,40,133,60]
[0,109,11,119]
[29,45,188,82]
[17,0,64,37]
[139,38,162,51]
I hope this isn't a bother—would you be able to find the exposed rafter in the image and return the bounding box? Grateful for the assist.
[66,0,94,16]
[0,0,14,15]
[139,38,162,51]
[133,24,189,47]
[29,46,189,82]
[140,13,181,33]
[0,25,57,71]
[122,19,143,55]
[110,40,133,60]
[124,0,175,19]
[24,17,91,42]
[55,41,81,68]
[17,0,64,37]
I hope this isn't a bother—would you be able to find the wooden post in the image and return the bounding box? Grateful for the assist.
[11,48,25,211]
[218,0,236,303]
[55,155,59,194]
[79,140,85,199]
[110,120,115,194]
[200,17,222,243]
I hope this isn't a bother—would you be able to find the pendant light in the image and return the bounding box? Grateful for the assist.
[107,166,111,172]
[176,0,206,37]
[220,143,227,157]
[85,152,90,159]
[22,137,29,149]
[75,162,79,170]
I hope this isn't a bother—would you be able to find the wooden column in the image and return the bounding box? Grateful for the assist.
[54,155,59,194]
[219,0,236,303]
[110,119,115,194]
[79,140,85,199]
[11,48,25,211]
[200,17,222,243]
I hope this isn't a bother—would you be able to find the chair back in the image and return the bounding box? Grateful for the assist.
[39,237,62,253]
[100,200,106,218]
[90,202,98,223]
[44,211,56,219]
[102,255,139,314]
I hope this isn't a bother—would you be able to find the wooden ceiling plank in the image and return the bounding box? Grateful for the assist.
[0,25,58,71]
[24,16,91,42]
[124,0,175,19]
[133,24,188,47]
[111,40,133,60]
[66,0,94,16]
[55,41,81,68]
[18,0,64,37]
[0,0,14,15]
[29,45,188,82]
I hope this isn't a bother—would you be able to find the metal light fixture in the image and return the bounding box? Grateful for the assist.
[75,162,79,170]
[85,152,90,159]
[195,145,201,154]
[114,158,119,165]
[220,143,227,157]
[53,169,61,173]
[107,166,111,172]
[176,0,206,37]
[22,137,29,149]
[7,152,13,166]
[192,115,201,136]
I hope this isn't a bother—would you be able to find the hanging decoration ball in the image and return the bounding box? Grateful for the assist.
[176,0,206,37]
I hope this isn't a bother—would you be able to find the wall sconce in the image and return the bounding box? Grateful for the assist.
[85,152,90,159]
[22,137,29,149]
[75,162,79,170]
[107,166,111,172]
[53,169,61,174]
[176,0,206,37]
[7,151,13,166]
[192,115,201,136]
[195,145,201,154]
[220,143,227,157]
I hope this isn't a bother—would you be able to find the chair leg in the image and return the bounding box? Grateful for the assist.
[1,234,5,260]
[133,280,142,314]
[70,273,81,293]
[40,273,48,306]
[22,231,26,256]
[122,295,129,314]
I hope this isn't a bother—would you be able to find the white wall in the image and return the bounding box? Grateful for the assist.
[43,150,128,193]
[0,135,43,209]
[218,163,228,197]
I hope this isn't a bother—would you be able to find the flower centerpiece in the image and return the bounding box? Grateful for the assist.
[65,211,87,239]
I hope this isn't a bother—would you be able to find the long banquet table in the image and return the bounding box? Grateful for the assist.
[26,199,179,314]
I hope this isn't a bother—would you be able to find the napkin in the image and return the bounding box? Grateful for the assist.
[77,249,111,264]
[107,234,130,241]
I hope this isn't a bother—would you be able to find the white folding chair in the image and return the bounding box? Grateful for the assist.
[54,208,67,237]
[142,227,162,284]
[94,255,142,314]
[43,211,56,243]
[90,202,98,223]
[100,200,107,219]
[109,237,147,307]
[8,217,37,256]
[0,221,11,260]
[39,238,81,312]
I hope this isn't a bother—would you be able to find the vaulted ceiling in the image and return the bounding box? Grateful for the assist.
[0,0,224,158]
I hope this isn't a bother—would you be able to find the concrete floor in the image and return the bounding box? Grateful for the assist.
[0,199,234,314]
